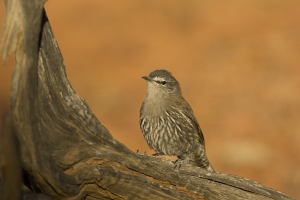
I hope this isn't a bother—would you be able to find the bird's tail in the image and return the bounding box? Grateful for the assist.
[191,147,215,172]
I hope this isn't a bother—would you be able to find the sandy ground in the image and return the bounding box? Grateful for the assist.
[1,1,300,198]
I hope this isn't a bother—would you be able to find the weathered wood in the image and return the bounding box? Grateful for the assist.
[0,0,295,199]
[0,115,21,200]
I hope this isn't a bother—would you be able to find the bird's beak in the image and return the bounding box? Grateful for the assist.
[142,76,152,82]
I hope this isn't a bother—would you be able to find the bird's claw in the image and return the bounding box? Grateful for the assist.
[174,157,190,171]
[137,149,148,155]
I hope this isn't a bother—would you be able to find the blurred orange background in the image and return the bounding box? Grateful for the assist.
[1,0,300,198]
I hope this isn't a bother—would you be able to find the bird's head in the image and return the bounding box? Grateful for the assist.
[142,70,181,98]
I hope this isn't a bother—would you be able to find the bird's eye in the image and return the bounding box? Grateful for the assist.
[161,81,166,85]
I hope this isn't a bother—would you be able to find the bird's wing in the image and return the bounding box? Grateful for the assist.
[177,99,205,145]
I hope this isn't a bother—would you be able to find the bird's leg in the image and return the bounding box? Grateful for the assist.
[174,155,190,170]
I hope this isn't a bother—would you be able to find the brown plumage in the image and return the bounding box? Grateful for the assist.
[140,69,214,172]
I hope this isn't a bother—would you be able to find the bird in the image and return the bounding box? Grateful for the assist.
[140,69,214,172]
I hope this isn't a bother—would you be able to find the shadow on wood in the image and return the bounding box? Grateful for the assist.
[0,0,295,199]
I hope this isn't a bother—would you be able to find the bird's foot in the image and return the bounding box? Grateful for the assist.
[136,149,147,155]
[174,157,190,170]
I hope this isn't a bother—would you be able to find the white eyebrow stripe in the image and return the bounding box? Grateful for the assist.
[153,77,166,82]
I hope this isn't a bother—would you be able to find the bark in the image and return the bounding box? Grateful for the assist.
[0,1,295,200]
